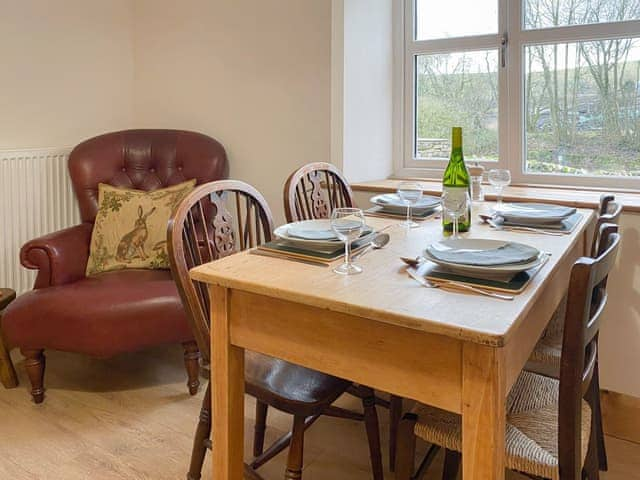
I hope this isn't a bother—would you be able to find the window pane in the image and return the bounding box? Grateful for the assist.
[524,38,640,177]
[415,51,499,162]
[416,0,498,40]
[524,0,640,30]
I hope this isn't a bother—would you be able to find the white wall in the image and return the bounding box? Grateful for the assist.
[332,0,395,182]
[132,0,332,224]
[599,212,640,398]
[0,1,135,149]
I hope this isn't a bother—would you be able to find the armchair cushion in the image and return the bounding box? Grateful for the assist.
[2,269,193,357]
[86,180,195,275]
[21,223,94,289]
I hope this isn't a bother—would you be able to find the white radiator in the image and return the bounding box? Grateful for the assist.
[0,148,80,294]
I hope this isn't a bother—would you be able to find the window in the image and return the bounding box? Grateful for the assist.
[401,0,640,188]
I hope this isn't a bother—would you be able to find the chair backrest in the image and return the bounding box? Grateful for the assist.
[558,223,620,479]
[283,162,355,222]
[69,129,229,223]
[167,180,274,361]
[591,194,622,257]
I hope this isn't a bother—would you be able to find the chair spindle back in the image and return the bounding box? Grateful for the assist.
[591,194,622,257]
[168,180,274,362]
[283,162,355,222]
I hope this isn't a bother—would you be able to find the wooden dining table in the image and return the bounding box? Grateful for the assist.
[190,204,595,480]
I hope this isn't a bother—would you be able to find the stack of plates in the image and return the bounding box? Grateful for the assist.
[274,219,374,249]
[492,203,576,227]
[369,193,440,217]
[424,238,544,280]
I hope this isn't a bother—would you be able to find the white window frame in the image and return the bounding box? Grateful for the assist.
[396,0,640,190]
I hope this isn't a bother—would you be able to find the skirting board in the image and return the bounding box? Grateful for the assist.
[601,389,640,445]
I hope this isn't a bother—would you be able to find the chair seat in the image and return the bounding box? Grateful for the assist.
[3,270,193,357]
[412,371,591,480]
[245,351,352,417]
[527,296,566,377]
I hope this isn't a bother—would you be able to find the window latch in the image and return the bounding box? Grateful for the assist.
[501,33,508,68]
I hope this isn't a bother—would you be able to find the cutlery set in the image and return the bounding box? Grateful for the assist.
[265,200,571,300]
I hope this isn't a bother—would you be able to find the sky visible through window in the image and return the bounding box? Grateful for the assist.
[416,0,497,40]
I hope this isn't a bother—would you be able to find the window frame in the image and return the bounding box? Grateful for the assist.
[397,0,640,189]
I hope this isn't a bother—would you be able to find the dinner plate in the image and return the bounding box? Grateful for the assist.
[274,220,374,248]
[492,203,576,225]
[423,238,543,275]
[370,193,441,214]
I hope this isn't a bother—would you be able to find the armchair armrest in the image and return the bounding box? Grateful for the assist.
[20,223,94,289]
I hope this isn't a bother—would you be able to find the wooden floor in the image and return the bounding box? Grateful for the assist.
[1,346,639,480]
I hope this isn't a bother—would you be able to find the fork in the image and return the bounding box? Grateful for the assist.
[406,267,515,301]
[478,214,565,237]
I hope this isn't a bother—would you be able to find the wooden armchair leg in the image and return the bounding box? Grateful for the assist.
[187,383,211,480]
[361,387,383,480]
[253,400,268,457]
[182,341,201,396]
[389,395,403,471]
[284,415,306,480]
[395,413,418,480]
[21,349,45,404]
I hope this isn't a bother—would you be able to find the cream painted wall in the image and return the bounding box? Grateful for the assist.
[332,0,395,182]
[599,212,640,398]
[132,0,332,224]
[0,1,135,149]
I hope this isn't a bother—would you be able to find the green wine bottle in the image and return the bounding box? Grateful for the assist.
[442,127,471,234]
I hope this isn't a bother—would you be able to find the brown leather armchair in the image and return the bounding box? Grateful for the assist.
[2,129,228,403]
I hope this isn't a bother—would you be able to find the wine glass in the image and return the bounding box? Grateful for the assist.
[441,190,470,239]
[488,169,511,208]
[396,181,423,229]
[330,207,365,275]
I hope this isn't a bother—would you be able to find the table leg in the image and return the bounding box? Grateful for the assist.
[210,286,245,480]
[462,343,506,480]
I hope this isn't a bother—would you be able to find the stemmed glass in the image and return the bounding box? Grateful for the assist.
[330,207,365,275]
[397,181,423,229]
[441,190,470,239]
[488,169,511,208]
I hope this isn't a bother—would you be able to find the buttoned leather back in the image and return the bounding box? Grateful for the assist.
[69,129,228,223]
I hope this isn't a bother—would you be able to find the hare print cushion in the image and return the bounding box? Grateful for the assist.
[86,180,196,275]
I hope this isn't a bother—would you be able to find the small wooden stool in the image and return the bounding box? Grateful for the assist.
[0,288,18,388]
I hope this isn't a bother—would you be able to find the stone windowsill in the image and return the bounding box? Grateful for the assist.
[351,178,640,213]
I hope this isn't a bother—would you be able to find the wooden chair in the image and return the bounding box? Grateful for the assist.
[284,162,404,470]
[283,162,355,222]
[526,194,622,471]
[168,180,383,480]
[395,223,621,480]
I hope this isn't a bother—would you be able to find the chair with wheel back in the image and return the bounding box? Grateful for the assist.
[168,179,383,480]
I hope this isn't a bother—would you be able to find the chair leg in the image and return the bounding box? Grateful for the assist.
[253,400,268,457]
[285,415,306,480]
[441,449,461,480]
[593,364,608,471]
[182,341,201,396]
[395,413,418,480]
[187,383,211,480]
[360,387,383,480]
[389,394,403,471]
[21,349,45,403]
